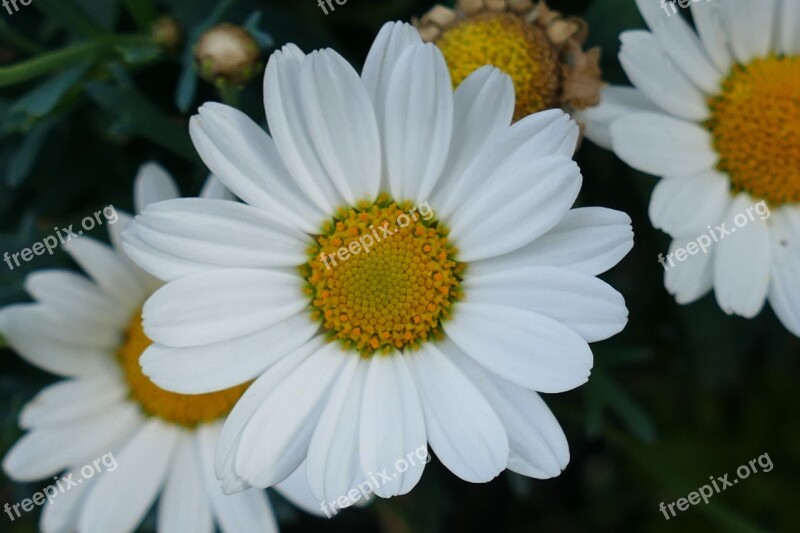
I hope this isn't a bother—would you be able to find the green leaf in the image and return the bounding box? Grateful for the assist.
[0,334,6,349]
[86,81,195,159]
[588,371,657,443]
[5,120,55,187]
[11,61,93,119]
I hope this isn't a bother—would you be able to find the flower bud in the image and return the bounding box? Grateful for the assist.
[194,23,261,86]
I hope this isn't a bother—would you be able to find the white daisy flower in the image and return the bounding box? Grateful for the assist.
[0,164,320,533]
[121,22,633,506]
[578,0,800,333]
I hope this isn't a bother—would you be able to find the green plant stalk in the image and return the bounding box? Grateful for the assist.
[0,17,44,55]
[0,36,154,88]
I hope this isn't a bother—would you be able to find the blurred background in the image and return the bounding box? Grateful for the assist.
[0,0,798,531]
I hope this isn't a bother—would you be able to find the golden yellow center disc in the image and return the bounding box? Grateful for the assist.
[435,12,561,121]
[304,197,462,355]
[706,55,800,205]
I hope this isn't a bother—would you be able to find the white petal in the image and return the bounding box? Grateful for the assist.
[768,207,800,336]
[142,313,318,394]
[20,374,126,429]
[780,0,800,54]
[40,466,95,533]
[108,211,162,294]
[713,193,771,317]
[64,237,147,312]
[215,338,323,493]
[142,268,307,347]
[464,266,628,343]
[662,235,714,304]
[157,432,214,533]
[448,155,581,261]
[200,174,234,200]
[0,305,117,377]
[79,419,179,533]
[236,343,348,488]
[469,207,633,277]
[362,22,423,131]
[264,44,345,213]
[132,198,309,268]
[197,424,279,533]
[24,270,127,327]
[690,0,733,73]
[723,0,776,63]
[384,43,453,202]
[432,66,514,201]
[3,402,141,482]
[306,356,367,504]
[408,344,507,483]
[190,102,325,233]
[299,49,382,203]
[435,110,575,221]
[578,86,659,150]
[134,162,180,213]
[443,303,592,393]
[610,112,717,177]
[122,227,219,282]
[648,170,731,237]
[274,461,329,517]
[359,353,427,497]
[619,31,710,121]
[448,344,569,478]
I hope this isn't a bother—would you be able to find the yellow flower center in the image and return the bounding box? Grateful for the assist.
[435,13,561,121]
[118,311,249,427]
[303,197,463,356]
[706,55,800,205]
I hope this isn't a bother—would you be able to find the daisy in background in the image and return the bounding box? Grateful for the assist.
[415,0,604,123]
[122,21,633,511]
[578,0,800,335]
[0,164,321,533]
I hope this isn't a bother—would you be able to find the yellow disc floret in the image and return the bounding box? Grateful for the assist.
[435,13,561,121]
[706,55,800,205]
[118,312,249,427]
[304,197,463,356]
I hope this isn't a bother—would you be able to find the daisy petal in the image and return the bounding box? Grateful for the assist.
[40,466,95,533]
[299,49,381,203]
[24,270,127,327]
[578,86,660,150]
[360,353,427,497]
[443,303,592,393]
[470,207,634,277]
[768,207,800,336]
[134,162,180,213]
[362,22,423,130]
[200,175,233,200]
[713,194,771,317]
[197,424,280,533]
[142,268,307,348]
[449,345,569,478]
[384,43,453,202]
[190,102,325,233]
[448,155,581,261]
[20,374,126,429]
[724,0,776,63]
[690,0,732,73]
[3,403,140,482]
[409,344,507,483]
[648,170,731,237]
[780,0,800,54]
[236,343,348,488]
[619,31,710,121]
[663,235,714,304]
[611,112,717,177]
[306,356,367,504]
[79,419,180,533]
[464,266,628,343]
[158,432,214,533]
[122,228,218,282]
[132,198,309,269]
[141,313,318,394]
[274,462,328,517]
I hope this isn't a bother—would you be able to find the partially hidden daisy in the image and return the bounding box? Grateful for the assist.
[0,164,321,533]
[579,0,800,334]
[415,0,604,121]
[121,22,634,509]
